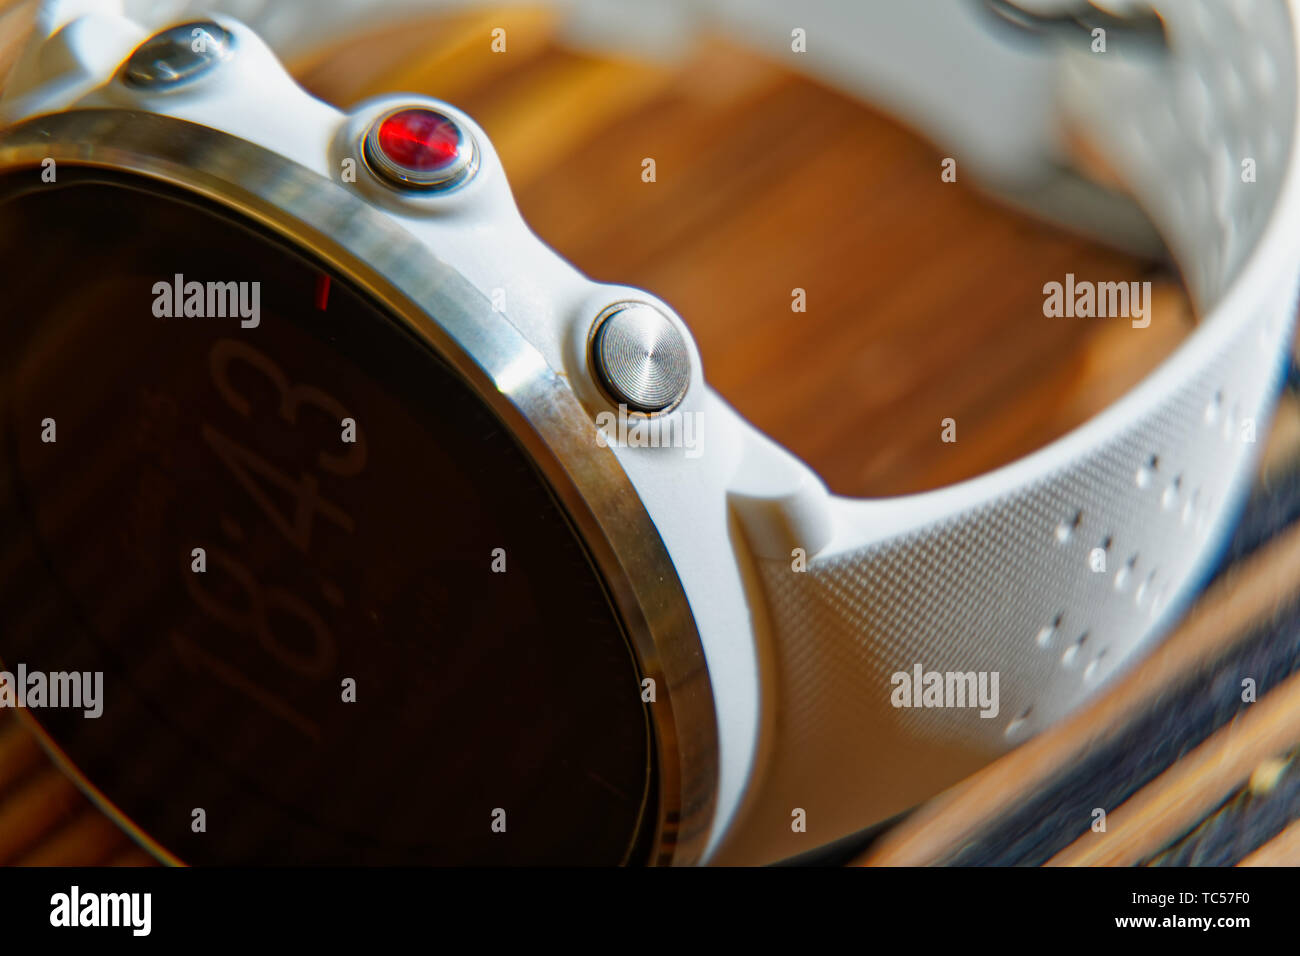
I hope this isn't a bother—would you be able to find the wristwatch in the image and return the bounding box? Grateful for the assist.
[0,0,1295,867]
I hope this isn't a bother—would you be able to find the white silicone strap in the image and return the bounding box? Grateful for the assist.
[731,0,1300,857]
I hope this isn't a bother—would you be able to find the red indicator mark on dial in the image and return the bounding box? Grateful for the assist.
[315,274,331,312]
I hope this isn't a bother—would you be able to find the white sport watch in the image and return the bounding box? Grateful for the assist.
[0,0,1295,866]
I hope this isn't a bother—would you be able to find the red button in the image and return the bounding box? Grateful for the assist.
[375,108,463,171]
[364,105,478,191]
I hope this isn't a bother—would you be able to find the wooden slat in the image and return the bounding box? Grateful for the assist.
[860,515,1300,865]
[15,808,134,866]
[1047,673,1300,865]
[0,767,83,863]
[1238,817,1300,866]
[292,8,560,107]
[1262,391,1300,478]
[0,715,42,792]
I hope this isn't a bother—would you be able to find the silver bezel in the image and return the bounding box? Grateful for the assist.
[0,109,718,866]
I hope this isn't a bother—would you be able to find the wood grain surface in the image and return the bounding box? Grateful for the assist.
[297,12,1191,500]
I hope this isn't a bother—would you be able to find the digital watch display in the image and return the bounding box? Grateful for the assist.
[0,174,657,865]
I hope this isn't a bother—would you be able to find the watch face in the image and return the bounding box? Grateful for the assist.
[0,174,656,864]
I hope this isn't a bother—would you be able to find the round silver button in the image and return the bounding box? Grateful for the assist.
[589,303,691,414]
[124,22,233,89]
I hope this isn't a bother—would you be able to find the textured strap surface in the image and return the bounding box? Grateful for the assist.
[726,0,1300,862]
